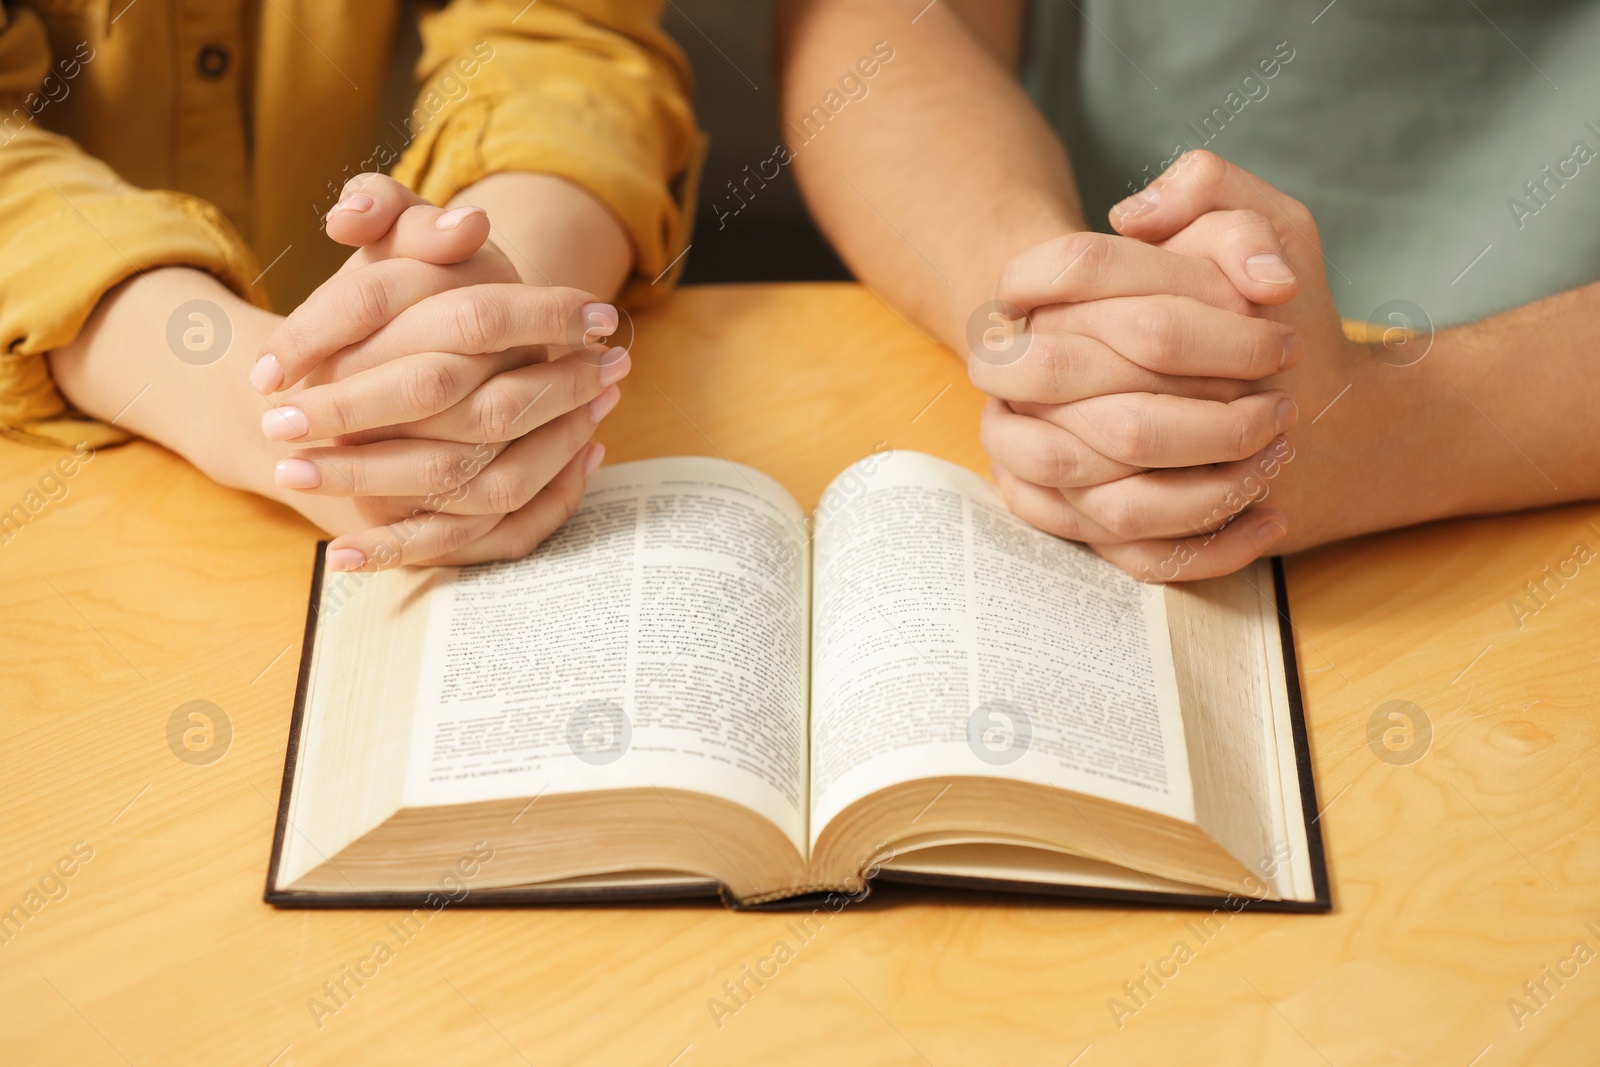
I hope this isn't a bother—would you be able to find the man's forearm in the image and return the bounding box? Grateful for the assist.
[1269,279,1600,552]
[777,0,1083,348]
[452,172,632,299]
[1423,280,1600,515]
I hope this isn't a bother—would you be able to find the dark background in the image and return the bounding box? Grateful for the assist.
[661,1,852,285]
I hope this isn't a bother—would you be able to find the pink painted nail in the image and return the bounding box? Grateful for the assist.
[435,206,486,230]
[583,442,606,478]
[580,302,619,340]
[249,354,283,395]
[326,193,373,219]
[588,385,621,423]
[598,348,631,387]
[261,406,309,441]
[326,547,367,572]
[274,458,321,490]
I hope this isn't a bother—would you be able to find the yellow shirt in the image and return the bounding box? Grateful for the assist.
[0,0,700,448]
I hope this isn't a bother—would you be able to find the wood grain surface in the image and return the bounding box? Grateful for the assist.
[1,283,1596,1066]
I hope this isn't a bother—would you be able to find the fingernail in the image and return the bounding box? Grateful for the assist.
[1276,398,1298,433]
[583,442,606,478]
[274,458,321,490]
[598,348,631,387]
[1279,332,1302,370]
[327,193,372,219]
[249,354,283,394]
[435,206,486,231]
[1245,253,1297,284]
[588,384,621,423]
[326,547,367,572]
[261,406,309,441]
[1256,516,1288,549]
[1113,184,1161,221]
[581,302,619,338]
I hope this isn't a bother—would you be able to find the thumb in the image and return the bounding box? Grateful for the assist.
[1106,150,1310,249]
[323,174,490,270]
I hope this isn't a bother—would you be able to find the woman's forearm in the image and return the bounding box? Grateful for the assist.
[776,0,1084,348]
[48,175,632,498]
[47,268,281,492]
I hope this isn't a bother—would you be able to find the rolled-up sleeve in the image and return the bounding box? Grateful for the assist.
[0,7,264,448]
[393,0,703,305]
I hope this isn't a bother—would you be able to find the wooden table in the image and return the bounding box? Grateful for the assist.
[2,283,1596,1066]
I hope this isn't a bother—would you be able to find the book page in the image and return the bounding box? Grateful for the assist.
[1163,564,1311,901]
[402,458,812,855]
[808,451,1194,843]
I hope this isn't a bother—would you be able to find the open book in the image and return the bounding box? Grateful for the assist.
[266,451,1328,911]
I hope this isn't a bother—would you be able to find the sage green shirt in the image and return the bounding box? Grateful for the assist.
[1025,0,1600,327]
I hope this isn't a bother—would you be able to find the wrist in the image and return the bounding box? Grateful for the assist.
[1407,325,1570,519]
[1310,336,1467,534]
[50,267,288,499]
[203,305,294,500]
[454,172,631,297]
